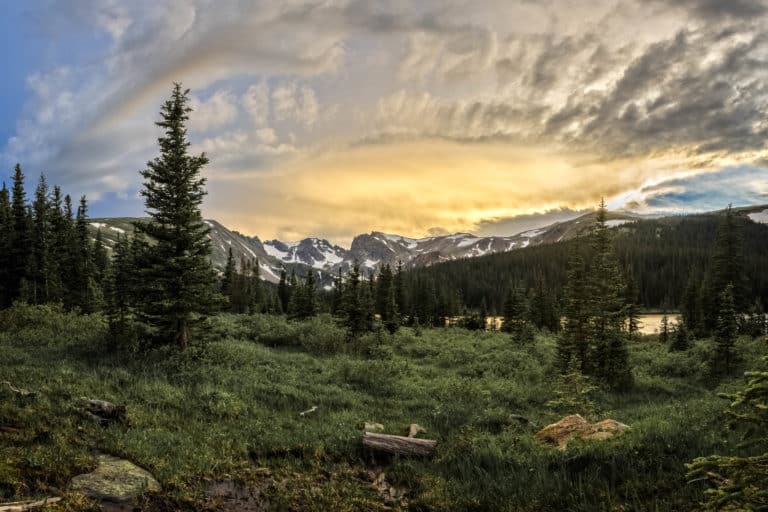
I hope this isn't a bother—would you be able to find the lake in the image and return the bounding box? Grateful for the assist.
[482,313,682,335]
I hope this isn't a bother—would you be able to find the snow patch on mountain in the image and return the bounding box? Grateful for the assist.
[457,237,481,248]
[748,209,768,224]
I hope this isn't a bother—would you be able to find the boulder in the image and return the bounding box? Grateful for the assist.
[534,415,630,450]
[70,455,160,504]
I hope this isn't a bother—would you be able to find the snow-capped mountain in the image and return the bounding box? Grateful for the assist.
[263,238,347,270]
[87,210,643,284]
[91,205,768,285]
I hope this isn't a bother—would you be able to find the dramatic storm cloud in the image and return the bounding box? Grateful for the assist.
[1,0,767,243]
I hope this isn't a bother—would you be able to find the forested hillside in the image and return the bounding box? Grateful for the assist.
[400,212,768,316]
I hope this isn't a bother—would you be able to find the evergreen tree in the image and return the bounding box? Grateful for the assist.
[106,234,136,342]
[744,299,766,338]
[501,287,525,334]
[681,270,703,335]
[625,269,640,338]
[221,247,235,298]
[587,199,632,389]
[705,205,746,332]
[383,282,400,334]
[711,284,738,378]
[659,314,670,344]
[688,357,768,510]
[330,268,343,315]
[669,321,689,352]
[479,297,489,330]
[93,229,110,285]
[0,183,11,306]
[558,250,590,373]
[133,83,219,349]
[529,275,560,332]
[9,164,30,301]
[375,264,393,319]
[71,195,99,312]
[300,270,317,319]
[47,186,67,303]
[557,199,632,389]
[59,194,80,310]
[277,269,290,314]
[26,174,51,304]
[394,260,406,321]
[341,262,374,337]
[286,269,299,317]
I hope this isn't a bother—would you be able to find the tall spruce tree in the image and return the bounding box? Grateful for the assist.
[394,260,406,321]
[557,199,632,389]
[72,196,99,312]
[0,183,12,306]
[558,250,590,373]
[9,164,30,301]
[705,205,746,333]
[106,234,136,342]
[47,186,67,303]
[625,269,640,338]
[221,247,236,299]
[659,314,670,344]
[383,283,400,334]
[277,269,290,314]
[501,287,523,331]
[27,174,51,304]
[587,199,632,389]
[134,83,219,349]
[93,230,109,285]
[711,284,738,378]
[669,321,689,352]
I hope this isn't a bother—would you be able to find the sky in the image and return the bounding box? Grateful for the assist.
[1,0,767,245]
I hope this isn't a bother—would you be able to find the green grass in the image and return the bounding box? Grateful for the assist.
[0,304,765,511]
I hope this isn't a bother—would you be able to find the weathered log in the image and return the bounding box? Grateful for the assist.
[363,432,436,457]
[0,497,62,511]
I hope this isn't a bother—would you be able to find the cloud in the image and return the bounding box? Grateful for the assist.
[204,139,712,244]
[242,81,270,126]
[623,165,768,213]
[190,89,237,132]
[272,82,320,126]
[3,0,768,242]
[474,209,587,237]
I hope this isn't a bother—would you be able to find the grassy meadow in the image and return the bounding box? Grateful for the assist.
[1,304,766,511]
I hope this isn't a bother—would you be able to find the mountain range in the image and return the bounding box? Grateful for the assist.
[88,205,768,286]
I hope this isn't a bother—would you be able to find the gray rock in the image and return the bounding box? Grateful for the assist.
[70,455,160,503]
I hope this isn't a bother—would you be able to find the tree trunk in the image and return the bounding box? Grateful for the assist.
[363,432,436,457]
[176,318,189,351]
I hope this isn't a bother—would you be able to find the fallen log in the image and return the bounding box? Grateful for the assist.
[0,497,62,511]
[363,432,436,457]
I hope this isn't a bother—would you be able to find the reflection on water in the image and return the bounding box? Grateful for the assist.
[480,314,681,335]
[635,314,682,335]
